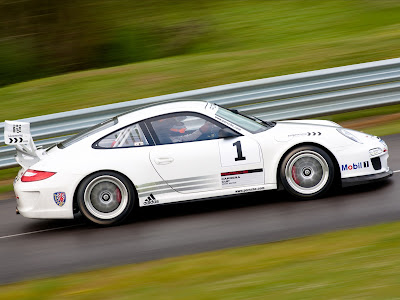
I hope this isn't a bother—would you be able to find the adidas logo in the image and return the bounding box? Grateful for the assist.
[143,193,159,206]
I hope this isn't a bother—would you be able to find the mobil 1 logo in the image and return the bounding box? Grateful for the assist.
[341,161,369,171]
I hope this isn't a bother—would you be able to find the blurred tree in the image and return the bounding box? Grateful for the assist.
[0,0,209,86]
[0,0,105,84]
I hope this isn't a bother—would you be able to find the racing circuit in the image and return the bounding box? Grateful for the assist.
[0,134,399,284]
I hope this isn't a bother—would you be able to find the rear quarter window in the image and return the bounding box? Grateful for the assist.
[94,123,150,148]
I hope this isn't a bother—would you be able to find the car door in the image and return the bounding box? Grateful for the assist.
[147,112,264,194]
[147,112,223,193]
[218,135,265,189]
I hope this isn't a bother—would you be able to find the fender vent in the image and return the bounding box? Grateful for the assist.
[371,157,382,170]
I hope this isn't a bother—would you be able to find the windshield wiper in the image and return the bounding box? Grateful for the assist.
[227,108,276,128]
[252,115,276,127]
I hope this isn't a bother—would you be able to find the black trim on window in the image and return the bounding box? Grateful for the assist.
[140,121,155,146]
[145,111,242,146]
[144,119,161,145]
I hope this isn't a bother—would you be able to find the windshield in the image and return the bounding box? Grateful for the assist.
[57,117,118,149]
[215,107,270,134]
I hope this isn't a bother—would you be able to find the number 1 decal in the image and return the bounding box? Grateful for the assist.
[233,141,246,161]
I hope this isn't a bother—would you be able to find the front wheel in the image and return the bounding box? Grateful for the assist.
[279,146,335,199]
[77,171,135,225]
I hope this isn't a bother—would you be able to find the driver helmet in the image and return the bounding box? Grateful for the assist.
[155,117,187,134]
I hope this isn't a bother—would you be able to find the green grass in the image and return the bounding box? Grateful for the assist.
[2,221,400,299]
[361,119,400,136]
[4,0,400,86]
[315,103,400,136]
[0,184,13,194]
[3,1,400,120]
[0,167,19,181]
[0,167,19,193]
[319,104,400,123]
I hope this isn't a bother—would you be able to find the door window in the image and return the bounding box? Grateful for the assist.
[148,112,238,145]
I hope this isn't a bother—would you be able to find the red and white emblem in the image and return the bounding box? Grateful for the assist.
[53,192,66,207]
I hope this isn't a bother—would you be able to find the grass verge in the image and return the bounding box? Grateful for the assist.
[1,221,400,299]
[319,103,400,136]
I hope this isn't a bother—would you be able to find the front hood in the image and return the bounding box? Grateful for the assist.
[270,120,342,143]
[278,120,341,127]
[269,120,386,151]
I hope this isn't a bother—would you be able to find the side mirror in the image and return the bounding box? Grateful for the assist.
[219,128,239,138]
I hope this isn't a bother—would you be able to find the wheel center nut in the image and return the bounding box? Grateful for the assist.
[303,168,312,176]
[101,192,111,201]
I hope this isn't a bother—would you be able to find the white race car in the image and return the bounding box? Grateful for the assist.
[5,101,392,225]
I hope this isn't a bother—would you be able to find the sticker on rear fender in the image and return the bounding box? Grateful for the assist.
[221,168,264,187]
[53,192,66,207]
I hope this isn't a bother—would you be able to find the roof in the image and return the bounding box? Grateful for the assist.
[117,100,211,125]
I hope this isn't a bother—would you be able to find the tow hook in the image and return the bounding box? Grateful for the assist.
[16,207,19,215]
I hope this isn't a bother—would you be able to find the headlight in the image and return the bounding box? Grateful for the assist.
[336,128,363,144]
[369,148,383,157]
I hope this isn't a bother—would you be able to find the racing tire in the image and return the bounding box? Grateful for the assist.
[279,146,335,199]
[77,171,135,225]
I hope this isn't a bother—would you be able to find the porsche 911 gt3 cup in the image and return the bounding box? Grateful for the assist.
[5,101,392,225]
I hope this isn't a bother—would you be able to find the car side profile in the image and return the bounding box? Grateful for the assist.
[5,101,392,225]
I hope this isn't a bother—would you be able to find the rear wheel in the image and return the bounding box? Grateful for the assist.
[77,171,135,225]
[280,146,335,199]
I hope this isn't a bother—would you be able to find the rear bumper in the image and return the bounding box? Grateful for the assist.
[342,169,393,187]
[14,172,78,219]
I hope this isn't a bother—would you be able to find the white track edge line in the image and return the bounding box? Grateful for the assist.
[394,170,400,173]
[0,224,80,240]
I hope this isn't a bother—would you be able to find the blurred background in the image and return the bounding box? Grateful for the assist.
[1,1,400,298]
[2,0,400,87]
[1,0,400,195]
[2,0,400,121]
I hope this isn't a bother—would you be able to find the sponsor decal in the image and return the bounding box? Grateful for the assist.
[288,132,321,137]
[205,102,218,111]
[53,192,66,207]
[235,187,265,193]
[341,161,369,171]
[215,115,242,132]
[143,193,159,206]
[13,124,22,133]
[221,168,264,187]
[4,121,31,145]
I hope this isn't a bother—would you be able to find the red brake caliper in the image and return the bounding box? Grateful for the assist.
[116,188,122,203]
[292,165,300,185]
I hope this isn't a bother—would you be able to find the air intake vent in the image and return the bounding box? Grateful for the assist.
[371,157,382,170]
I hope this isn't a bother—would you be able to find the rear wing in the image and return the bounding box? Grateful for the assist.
[4,121,40,168]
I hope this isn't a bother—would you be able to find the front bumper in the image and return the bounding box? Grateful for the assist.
[342,169,393,187]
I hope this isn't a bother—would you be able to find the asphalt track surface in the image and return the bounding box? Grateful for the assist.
[0,135,399,284]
